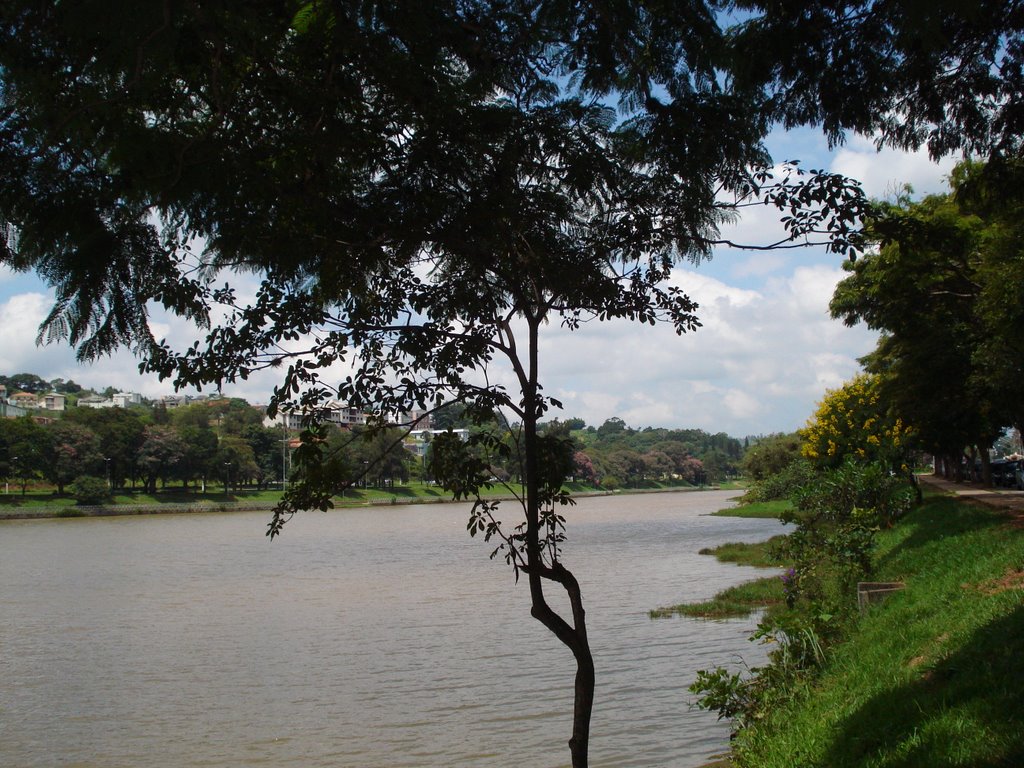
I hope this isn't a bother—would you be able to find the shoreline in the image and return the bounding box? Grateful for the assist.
[0,484,723,521]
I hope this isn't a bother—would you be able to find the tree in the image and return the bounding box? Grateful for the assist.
[44,421,104,494]
[1,3,995,765]
[214,399,266,437]
[729,0,1024,161]
[69,474,110,505]
[242,423,288,490]
[1,372,48,394]
[172,416,220,491]
[137,425,187,493]
[830,160,1024,481]
[214,436,259,493]
[64,407,146,489]
[800,374,918,502]
[572,450,597,484]
[0,416,47,494]
[741,433,803,482]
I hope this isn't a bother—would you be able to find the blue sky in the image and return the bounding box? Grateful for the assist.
[0,127,957,437]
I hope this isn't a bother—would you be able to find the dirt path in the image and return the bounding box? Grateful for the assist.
[919,473,1024,527]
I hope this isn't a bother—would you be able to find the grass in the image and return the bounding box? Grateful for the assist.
[730,495,1024,768]
[698,534,789,568]
[711,499,793,519]
[651,576,784,619]
[0,478,630,516]
[718,479,750,491]
[1,477,722,518]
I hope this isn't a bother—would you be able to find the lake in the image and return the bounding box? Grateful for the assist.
[0,490,779,767]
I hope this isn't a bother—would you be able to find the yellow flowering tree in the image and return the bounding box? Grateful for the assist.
[801,374,913,472]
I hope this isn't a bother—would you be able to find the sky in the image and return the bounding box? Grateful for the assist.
[0,128,958,437]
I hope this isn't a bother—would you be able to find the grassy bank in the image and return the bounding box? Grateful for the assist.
[726,495,1024,767]
[710,499,793,519]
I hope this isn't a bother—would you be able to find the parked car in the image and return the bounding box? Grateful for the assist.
[990,459,1022,488]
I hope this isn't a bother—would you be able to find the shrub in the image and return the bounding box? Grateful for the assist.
[691,459,914,735]
[742,458,815,503]
[69,475,110,505]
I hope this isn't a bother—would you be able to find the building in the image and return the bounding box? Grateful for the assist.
[112,392,142,408]
[78,394,114,409]
[78,392,142,409]
[9,391,39,409]
[405,428,470,458]
[0,400,29,419]
[40,392,66,412]
[159,394,190,408]
[265,401,368,430]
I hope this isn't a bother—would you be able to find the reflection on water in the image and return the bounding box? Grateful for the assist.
[0,491,778,767]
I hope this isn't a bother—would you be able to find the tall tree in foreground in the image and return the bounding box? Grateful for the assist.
[1,2,1016,764]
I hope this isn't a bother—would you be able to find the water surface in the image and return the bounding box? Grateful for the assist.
[0,490,778,767]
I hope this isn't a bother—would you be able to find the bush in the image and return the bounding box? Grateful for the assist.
[742,458,815,503]
[69,475,110,505]
[691,459,915,736]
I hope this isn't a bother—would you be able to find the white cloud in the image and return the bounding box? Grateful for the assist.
[831,135,958,199]
[527,262,876,436]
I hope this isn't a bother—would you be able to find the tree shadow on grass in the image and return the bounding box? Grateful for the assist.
[874,499,1005,576]
[386,487,419,497]
[821,604,1024,768]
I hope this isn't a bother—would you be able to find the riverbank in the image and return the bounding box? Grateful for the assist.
[0,480,725,520]
[695,476,1024,767]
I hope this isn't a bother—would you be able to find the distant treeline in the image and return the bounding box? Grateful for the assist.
[1,372,749,495]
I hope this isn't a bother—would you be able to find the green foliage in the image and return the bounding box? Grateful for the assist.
[68,474,109,505]
[4,5,1015,766]
[691,460,913,737]
[778,461,912,615]
[657,577,785,620]
[44,421,104,493]
[710,499,793,519]
[689,668,759,728]
[801,374,913,472]
[832,160,1024,470]
[699,535,789,568]
[729,1,1024,159]
[741,457,815,503]
[742,433,803,481]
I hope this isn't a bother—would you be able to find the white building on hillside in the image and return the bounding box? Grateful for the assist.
[265,401,368,430]
[112,392,142,408]
[405,428,470,458]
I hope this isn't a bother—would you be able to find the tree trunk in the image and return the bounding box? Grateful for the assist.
[520,314,595,768]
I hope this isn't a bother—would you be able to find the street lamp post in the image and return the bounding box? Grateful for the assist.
[104,457,112,491]
[4,455,14,495]
[281,427,288,492]
[224,462,231,494]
